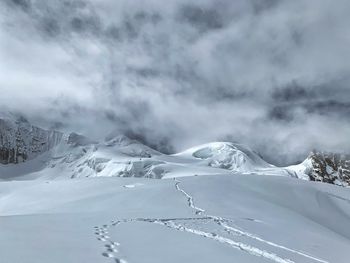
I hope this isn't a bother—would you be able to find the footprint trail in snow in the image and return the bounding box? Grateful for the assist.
[174,178,329,263]
[94,179,329,263]
[94,221,128,263]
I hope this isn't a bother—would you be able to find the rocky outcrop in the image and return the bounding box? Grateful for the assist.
[308,151,350,186]
[0,117,62,164]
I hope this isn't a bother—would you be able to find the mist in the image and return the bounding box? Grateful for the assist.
[1,0,350,165]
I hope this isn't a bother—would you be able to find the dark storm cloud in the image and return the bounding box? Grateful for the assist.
[123,129,175,154]
[272,81,312,102]
[306,100,350,117]
[270,78,350,123]
[7,0,31,11]
[251,0,280,14]
[177,4,224,31]
[1,0,350,165]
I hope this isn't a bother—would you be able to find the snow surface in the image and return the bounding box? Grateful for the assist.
[0,174,350,263]
[1,127,350,262]
[286,158,313,181]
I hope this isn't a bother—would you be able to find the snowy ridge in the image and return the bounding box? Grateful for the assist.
[175,142,272,172]
[0,137,296,180]
[0,118,349,187]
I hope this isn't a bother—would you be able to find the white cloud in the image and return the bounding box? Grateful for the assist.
[1,0,350,164]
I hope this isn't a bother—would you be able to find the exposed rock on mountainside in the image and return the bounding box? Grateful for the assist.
[0,117,62,164]
[308,151,350,186]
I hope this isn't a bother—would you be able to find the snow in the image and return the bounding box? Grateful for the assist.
[0,139,312,181]
[0,175,350,262]
[285,158,313,180]
[0,115,329,181]
[1,123,350,262]
[175,142,272,171]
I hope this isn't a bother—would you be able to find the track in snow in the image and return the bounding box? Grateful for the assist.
[93,179,329,263]
[173,179,329,263]
[94,222,128,263]
[174,178,205,215]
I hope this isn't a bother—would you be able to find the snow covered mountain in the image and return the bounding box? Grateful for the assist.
[0,116,349,187]
[1,117,350,263]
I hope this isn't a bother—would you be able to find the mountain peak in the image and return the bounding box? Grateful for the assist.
[1,118,350,187]
[175,142,272,172]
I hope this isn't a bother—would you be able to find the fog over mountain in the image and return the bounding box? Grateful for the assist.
[1,0,350,165]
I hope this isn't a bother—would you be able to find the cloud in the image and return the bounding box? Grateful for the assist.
[1,0,350,165]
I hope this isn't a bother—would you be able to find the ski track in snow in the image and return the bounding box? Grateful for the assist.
[94,179,329,263]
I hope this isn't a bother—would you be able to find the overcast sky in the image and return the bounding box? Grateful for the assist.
[1,0,350,165]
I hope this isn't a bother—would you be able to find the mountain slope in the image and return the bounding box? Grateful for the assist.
[174,142,272,171]
[1,117,350,263]
[0,117,349,187]
[0,115,62,164]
